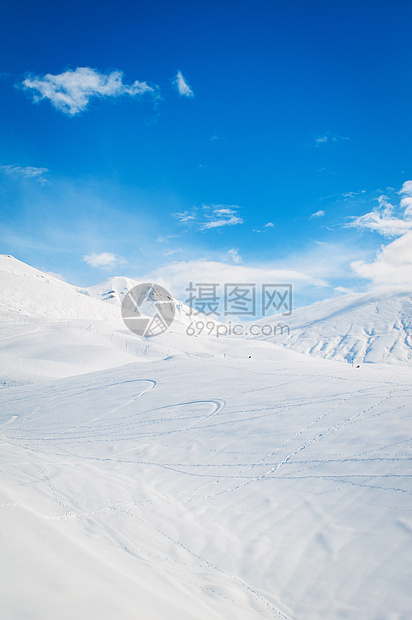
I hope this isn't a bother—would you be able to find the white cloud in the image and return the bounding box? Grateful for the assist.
[400,196,412,218]
[349,181,412,288]
[227,248,242,264]
[201,215,244,230]
[213,208,236,216]
[82,252,127,269]
[347,193,412,237]
[173,71,194,97]
[399,180,412,218]
[172,205,244,231]
[311,210,325,218]
[0,164,49,184]
[351,231,412,287]
[349,211,412,237]
[400,180,412,195]
[200,205,244,230]
[20,67,158,116]
[142,259,327,302]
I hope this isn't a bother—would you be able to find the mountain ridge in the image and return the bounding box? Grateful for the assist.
[1,255,411,365]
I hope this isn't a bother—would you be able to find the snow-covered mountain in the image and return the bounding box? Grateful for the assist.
[0,255,202,331]
[86,276,140,304]
[255,288,412,365]
[86,274,205,330]
[1,255,412,367]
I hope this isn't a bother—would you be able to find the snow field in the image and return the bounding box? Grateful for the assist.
[1,355,412,619]
[1,255,412,618]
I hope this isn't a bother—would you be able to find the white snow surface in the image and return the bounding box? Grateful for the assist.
[255,288,412,365]
[1,255,412,619]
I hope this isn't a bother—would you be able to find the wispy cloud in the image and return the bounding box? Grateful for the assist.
[0,164,49,184]
[172,70,194,97]
[19,67,158,116]
[82,252,127,269]
[173,211,197,223]
[314,132,349,147]
[349,210,412,237]
[311,210,325,218]
[213,208,235,216]
[201,216,243,229]
[347,193,412,237]
[264,222,274,228]
[172,205,244,231]
[163,248,181,257]
[201,206,244,230]
[342,190,366,199]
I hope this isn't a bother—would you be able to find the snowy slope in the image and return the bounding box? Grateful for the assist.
[0,255,205,332]
[1,256,412,619]
[0,255,122,323]
[254,288,412,365]
[1,355,412,619]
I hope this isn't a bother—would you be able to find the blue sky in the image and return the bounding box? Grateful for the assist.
[1,0,412,311]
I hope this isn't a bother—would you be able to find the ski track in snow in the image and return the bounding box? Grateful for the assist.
[2,359,412,619]
[88,379,158,423]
